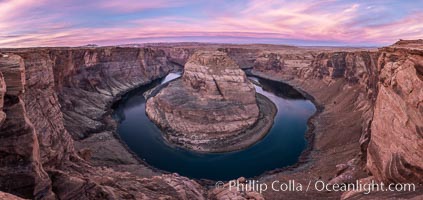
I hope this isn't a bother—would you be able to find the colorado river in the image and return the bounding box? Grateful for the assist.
[113,72,316,181]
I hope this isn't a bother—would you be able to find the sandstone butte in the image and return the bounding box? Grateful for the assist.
[0,40,422,199]
[146,50,276,152]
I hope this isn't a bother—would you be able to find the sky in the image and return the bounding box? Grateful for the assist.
[1,0,423,47]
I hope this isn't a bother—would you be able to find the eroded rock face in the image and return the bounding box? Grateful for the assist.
[48,47,175,139]
[254,53,286,71]
[0,41,422,199]
[0,48,204,199]
[15,51,75,169]
[0,53,55,199]
[208,177,264,200]
[182,51,258,106]
[146,50,266,152]
[0,71,5,126]
[366,43,423,183]
[0,191,25,200]
[48,166,206,200]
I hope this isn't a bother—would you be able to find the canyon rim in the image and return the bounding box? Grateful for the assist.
[1,0,423,199]
[0,40,422,200]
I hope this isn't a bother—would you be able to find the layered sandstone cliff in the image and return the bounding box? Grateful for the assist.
[49,48,176,139]
[0,53,55,199]
[0,41,422,199]
[367,41,423,183]
[0,48,208,199]
[0,70,5,126]
[0,191,25,200]
[146,50,275,152]
[247,44,421,198]
[248,49,383,199]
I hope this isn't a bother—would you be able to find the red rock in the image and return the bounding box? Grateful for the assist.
[0,191,26,200]
[0,71,6,126]
[366,45,423,183]
[0,53,55,199]
[0,41,421,199]
[146,50,276,152]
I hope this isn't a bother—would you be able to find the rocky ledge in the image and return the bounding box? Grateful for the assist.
[146,51,276,152]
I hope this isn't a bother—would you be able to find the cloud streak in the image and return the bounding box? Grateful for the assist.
[0,0,422,47]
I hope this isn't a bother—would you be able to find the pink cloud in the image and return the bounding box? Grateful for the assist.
[360,12,423,43]
[0,0,422,47]
[99,0,186,12]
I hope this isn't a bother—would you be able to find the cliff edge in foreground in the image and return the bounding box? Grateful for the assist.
[366,41,423,183]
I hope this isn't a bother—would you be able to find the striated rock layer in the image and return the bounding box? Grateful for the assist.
[249,49,381,199]
[0,191,25,200]
[0,53,55,199]
[0,48,206,199]
[246,43,421,199]
[0,69,5,126]
[367,41,423,183]
[0,41,422,199]
[146,50,276,152]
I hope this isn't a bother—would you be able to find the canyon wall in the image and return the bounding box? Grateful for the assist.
[245,44,421,199]
[47,48,176,139]
[0,48,207,199]
[249,49,380,192]
[0,53,55,199]
[251,49,380,160]
[0,70,5,126]
[367,43,423,183]
[0,191,25,200]
[0,41,422,199]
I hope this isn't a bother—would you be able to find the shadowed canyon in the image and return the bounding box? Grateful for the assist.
[0,40,422,199]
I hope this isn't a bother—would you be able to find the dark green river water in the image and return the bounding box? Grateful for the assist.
[113,72,316,181]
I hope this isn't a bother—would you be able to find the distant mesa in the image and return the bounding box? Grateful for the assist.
[81,44,99,47]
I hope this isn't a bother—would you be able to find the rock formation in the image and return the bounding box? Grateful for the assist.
[0,48,205,199]
[208,177,264,200]
[0,41,422,199]
[0,191,25,200]
[146,50,276,152]
[367,41,423,183]
[0,70,5,126]
[0,53,55,199]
